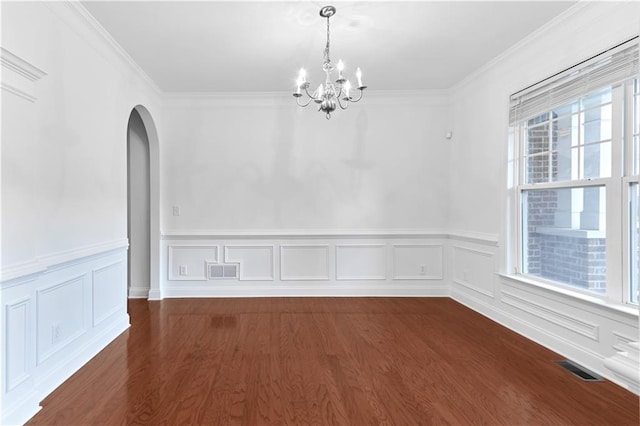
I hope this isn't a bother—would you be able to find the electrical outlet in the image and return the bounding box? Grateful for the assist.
[172,206,180,216]
[179,265,188,276]
[420,265,426,275]
[51,323,61,344]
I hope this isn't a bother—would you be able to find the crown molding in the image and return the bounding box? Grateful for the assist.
[450,0,591,94]
[451,0,640,96]
[49,0,162,98]
[41,2,454,105]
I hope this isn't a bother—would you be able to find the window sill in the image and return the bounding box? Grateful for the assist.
[535,226,605,239]
[498,273,639,318]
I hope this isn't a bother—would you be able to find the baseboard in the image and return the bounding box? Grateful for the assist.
[0,391,41,426]
[1,314,130,425]
[450,288,638,395]
[35,313,130,403]
[128,286,149,299]
[147,288,162,300]
[162,284,449,298]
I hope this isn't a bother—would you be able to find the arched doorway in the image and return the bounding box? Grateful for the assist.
[126,105,161,300]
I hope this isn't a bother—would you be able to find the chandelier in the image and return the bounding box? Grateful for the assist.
[293,5,366,119]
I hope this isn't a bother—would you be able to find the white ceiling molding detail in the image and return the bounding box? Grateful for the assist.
[44,0,162,97]
[80,1,577,93]
[0,47,47,102]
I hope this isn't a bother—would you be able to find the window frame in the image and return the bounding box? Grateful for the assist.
[512,79,638,306]
[622,79,640,304]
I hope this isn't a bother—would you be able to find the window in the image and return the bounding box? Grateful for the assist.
[628,79,640,304]
[510,39,639,305]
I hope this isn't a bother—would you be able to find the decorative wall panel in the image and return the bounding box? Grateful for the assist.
[36,276,85,364]
[92,262,124,327]
[225,245,274,281]
[5,298,31,391]
[393,244,443,280]
[336,244,386,280]
[168,245,218,281]
[280,245,330,281]
[452,246,495,297]
[500,289,600,341]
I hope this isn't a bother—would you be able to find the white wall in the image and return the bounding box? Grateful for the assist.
[448,1,639,393]
[158,93,452,297]
[161,93,451,232]
[1,2,161,424]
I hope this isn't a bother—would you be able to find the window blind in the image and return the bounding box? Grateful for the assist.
[509,37,639,125]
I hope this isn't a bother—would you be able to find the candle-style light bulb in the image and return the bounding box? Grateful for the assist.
[356,67,363,88]
[299,68,307,83]
[295,76,303,94]
[337,60,344,80]
[317,84,324,97]
[344,80,351,98]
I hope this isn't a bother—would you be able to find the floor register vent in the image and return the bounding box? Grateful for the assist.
[208,263,238,279]
[555,360,603,382]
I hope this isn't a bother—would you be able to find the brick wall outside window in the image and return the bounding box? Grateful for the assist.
[524,113,607,292]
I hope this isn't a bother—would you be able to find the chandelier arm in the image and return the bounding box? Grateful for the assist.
[348,89,365,103]
[336,96,349,110]
[303,86,320,101]
[296,96,314,108]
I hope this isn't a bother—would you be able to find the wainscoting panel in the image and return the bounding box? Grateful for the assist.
[5,297,31,392]
[452,245,496,298]
[612,331,636,352]
[392,244,443,280]
[0,244,129,426]
[336,244,386,280]
[280,245,330,281]
[500,287,600,341]
[92,261,124,327]
[225,245,275,281]
[168,245,218,281]
[161,233,449,297]
[448,234,639,396]
[36,275,86,365]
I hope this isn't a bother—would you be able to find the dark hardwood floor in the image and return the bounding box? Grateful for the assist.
[27,298,638,425]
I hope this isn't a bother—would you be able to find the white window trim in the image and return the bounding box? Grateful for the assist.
[510,80,639,308]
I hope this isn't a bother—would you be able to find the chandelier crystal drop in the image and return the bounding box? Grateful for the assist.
[293,5,366,119]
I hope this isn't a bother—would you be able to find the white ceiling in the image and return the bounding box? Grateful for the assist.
[81,1,576,93]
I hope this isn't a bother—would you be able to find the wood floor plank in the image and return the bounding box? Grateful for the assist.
[26,298,639,426]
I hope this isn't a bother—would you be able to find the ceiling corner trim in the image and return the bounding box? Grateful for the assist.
[449,1,589,94]
[56,0,163,96]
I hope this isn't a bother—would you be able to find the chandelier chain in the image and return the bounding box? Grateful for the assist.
[324,16,331,65]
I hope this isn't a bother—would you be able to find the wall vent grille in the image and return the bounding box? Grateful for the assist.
[207,264,238,280]
[555,360,603,382]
